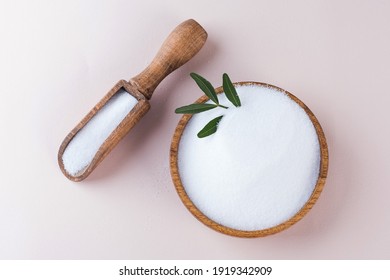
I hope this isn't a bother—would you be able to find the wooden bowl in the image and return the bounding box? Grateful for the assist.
[170,81,328,237]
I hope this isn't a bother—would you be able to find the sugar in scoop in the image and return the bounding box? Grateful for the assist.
[58,80,151,182]
[58,19,208,181]
[62,89,138,176]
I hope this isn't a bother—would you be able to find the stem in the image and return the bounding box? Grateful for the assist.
[218,104,229,109]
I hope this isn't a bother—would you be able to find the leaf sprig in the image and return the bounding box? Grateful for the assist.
[175,73,241,138]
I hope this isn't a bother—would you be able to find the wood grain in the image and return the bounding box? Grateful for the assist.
[170,82,329,237]
[130,19,208,99]
[58,19,207,181]
[58,80,149,182]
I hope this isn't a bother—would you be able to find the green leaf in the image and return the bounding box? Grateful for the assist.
[222,73,241,107]
[190,72,219,105]
[197,116,224,138]
[175,103,218,114]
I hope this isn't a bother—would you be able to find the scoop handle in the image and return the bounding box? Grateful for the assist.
[129,19,207,99]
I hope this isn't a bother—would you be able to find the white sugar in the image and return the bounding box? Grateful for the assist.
[62,89,138,176]
[178,85,320,231]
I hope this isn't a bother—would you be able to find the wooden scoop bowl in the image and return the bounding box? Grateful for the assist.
[58,19,207,181]
[170,82,329,237]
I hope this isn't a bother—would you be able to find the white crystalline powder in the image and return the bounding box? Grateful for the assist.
[178,85,320,231]
[62,89,138,176]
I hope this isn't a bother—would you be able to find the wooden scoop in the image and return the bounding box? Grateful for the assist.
[58,19,207,181]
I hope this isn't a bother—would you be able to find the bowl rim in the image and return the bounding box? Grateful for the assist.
[170,81,329,237]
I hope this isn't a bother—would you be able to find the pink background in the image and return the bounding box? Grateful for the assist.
[1,0,390,259]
